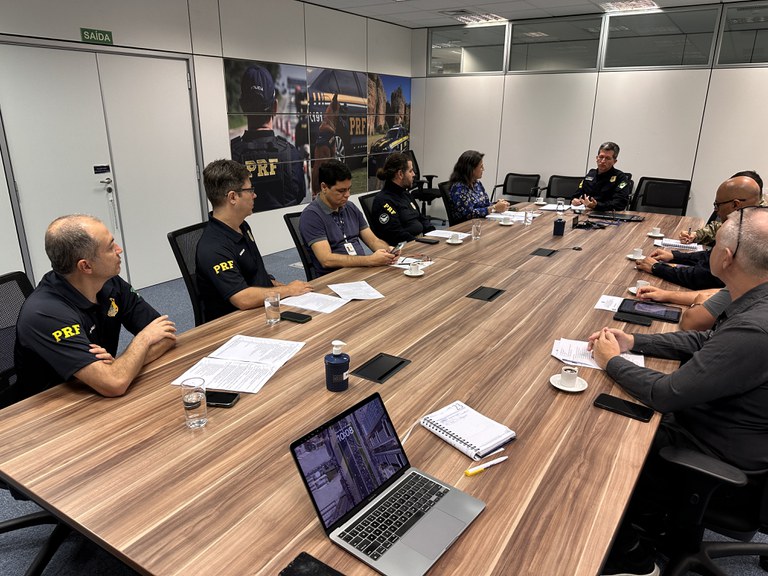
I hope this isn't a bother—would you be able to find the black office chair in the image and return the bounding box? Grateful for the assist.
[403,150,443,224]
[167,222,207,326]
[659,446,768,575]
[358,191,377,225]
[283,212,320,281]
[438,181,463,227]
[545,175,583,202]
[491,172,541,204]
[630,177,692,216]
[0,270,70,576]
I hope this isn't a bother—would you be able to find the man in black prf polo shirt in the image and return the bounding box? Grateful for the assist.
[10,215,177,408]
[571,141,631,212]
[196,159,312,322]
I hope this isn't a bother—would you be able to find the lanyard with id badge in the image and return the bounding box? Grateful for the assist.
[334,211,358,255]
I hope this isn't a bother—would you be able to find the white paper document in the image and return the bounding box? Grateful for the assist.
[172,335,305,394]
[281,292,349,313]
[551,338,645,370]
[328,281,384,300]
[425,230,471,240]
[538,204,572,212]
[595,295,624,312]
[654,238,703,251]
[485,211,525,221]
[391,256,436,270]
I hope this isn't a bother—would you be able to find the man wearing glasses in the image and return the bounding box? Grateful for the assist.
[636,175,761,290]
[571,141,631,211]
[196,159,313,322]
[589,206,768,576]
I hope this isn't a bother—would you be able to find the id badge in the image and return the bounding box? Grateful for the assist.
[344,242,357,255]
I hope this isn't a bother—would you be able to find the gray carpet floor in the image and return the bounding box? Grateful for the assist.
[2,247,767,575]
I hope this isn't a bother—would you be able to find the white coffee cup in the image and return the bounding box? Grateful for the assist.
[450,233,459,242]
[536,196,544,204]
[652,227,661,235]
[560,366,579,389]
[635,279,650,292]
[409,262,420,274]
[502,215,512,225]
[632,248,643,259]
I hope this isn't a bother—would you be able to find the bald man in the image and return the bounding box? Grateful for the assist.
[635,175,761,290]
[11,215,176,406]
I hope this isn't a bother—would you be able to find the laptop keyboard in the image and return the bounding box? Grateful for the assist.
[338,472,449,560]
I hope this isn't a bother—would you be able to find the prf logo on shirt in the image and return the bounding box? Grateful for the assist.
[213,260,234,274]
[245,158,278,177]
[52,324,81,342]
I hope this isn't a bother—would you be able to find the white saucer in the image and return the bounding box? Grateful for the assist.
[550,374,588,393]
[499,221,514,226]
[534,201,547,206]
[404,269,424,277]
[647,232,664,238]
[626,254,644,261]
[446,239,463,245]
[627,286,638,295]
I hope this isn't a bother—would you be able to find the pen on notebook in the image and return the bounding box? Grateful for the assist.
[687,227,692,234]
[464,456,508,476]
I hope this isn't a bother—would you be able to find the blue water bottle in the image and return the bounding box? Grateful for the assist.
[325,340,350,392]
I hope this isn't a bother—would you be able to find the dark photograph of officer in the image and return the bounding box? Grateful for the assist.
[226,60,308,211]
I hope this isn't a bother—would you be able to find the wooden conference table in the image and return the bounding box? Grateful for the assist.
[0,208,702,576]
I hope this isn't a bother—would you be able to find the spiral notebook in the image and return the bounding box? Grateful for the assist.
[420,401,516,461]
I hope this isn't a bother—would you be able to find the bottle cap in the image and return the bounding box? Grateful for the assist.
[331,340,346,355]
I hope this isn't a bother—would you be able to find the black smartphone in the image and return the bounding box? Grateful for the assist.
[618,299,682,323]
[415,236,439,244]
[206,390,240,408]
[389,241,407,254]
[280,311,312,323]
[593,393,653,422]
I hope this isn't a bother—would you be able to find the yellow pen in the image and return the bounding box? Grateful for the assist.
[464,456,508,476]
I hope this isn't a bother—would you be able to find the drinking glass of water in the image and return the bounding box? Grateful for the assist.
[181,377,207,429]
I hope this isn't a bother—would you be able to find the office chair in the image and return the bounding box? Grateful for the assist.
[283,213,320,281]
[438,181,463,227]
[659,446,768,575]
[358,191,377,225]
[630,177,691,216]
[545,175,583,202]
[0,270,70,576]
[491,172,541,204]
[403,150,444,224]
[167,221,207,326]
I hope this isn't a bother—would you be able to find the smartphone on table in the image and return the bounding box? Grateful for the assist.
[206,390,240,408]
[593,393,654,422]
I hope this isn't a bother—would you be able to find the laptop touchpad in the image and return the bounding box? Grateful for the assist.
[400,509,466,560]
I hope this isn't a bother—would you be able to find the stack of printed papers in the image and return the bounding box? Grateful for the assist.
[172,335,304,394]
[654,238,704,251]
[551,338,644,370]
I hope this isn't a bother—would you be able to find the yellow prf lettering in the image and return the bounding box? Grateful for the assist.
[256,158,278,177]
[52,324,81,343]
[213,260,234,274]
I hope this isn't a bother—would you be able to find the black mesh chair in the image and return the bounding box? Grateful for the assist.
[358,191,377,225]
[403,150,443,224]
[630,177,692,216]
[660,446,768,575]
[545,175,583,202]
[438,180,463,227]
[167,222,207,326]
[491,172,541,204]
[0,270,70,576]
[283,212,320,281]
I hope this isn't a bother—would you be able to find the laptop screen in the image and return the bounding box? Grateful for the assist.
[290,393,410,531]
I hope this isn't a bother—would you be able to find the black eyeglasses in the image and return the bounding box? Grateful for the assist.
[731,206,768,259]
[713,198,747,209]
[240,187,255,193]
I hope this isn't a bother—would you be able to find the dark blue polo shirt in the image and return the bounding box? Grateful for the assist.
[196,215,274,321]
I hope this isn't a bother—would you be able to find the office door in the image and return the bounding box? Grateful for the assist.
[97,53,201,288]
[0,44,124,283]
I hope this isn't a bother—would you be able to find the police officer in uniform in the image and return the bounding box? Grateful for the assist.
[196,160,312,321]
[571,141,631,212]
[11,215,176,406]
[230,65,306,211]
[370,152,435,244]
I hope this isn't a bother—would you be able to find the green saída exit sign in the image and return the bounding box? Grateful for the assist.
[80,28,113,45]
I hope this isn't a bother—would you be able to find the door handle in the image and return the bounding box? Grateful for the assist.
[99,178,112,185]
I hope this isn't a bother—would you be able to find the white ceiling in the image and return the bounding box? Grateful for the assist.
[299,0,739,29]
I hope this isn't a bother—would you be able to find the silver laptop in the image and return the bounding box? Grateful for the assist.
[290,392,485,576]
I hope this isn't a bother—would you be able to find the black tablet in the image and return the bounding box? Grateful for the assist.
[618,299,682,323]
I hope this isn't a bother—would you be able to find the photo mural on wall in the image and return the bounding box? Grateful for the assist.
[224,58,411,210]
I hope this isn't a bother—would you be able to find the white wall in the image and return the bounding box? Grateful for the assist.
[368,20,411,76]
[0,158,23,273]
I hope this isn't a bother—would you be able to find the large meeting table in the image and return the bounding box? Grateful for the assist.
[0,208,703,575]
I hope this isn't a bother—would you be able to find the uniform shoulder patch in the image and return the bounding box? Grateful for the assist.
[610,176,616,182]
[378,213,390,224]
